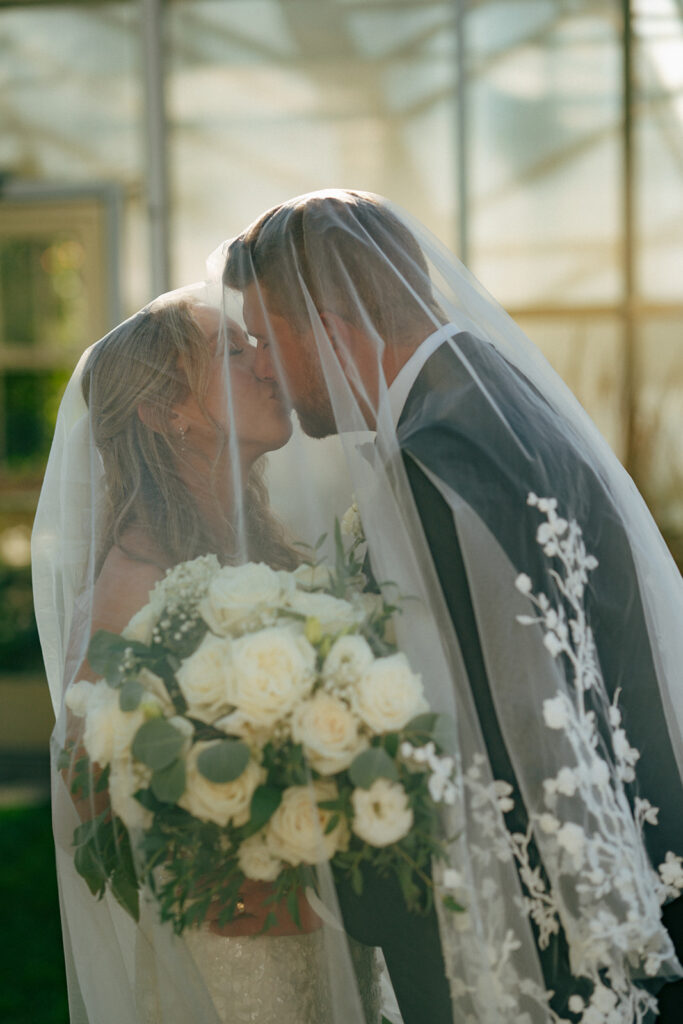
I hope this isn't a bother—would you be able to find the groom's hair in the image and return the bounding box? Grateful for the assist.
[223,190,444,344]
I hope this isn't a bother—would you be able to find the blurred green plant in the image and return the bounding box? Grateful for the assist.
[0,563,42,673]
[0,802,68,1024]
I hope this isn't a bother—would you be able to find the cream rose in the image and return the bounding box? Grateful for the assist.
[199,562,293,635]
[237,830,283,882]
[322,635,375,691]
[228,626,316,727]
[109,756,153,830]
[351,653,427,733]
[176,632,233,724]
[68,680,161,767]
[65,679,97,718]
[292,563,333,590]
[291,691,368,775]
[213,709,272,749]
[351,778,414,847]
[122,596,162,645]
[266,781,348,866]
[284,591,362,637]
[178,741,264,827]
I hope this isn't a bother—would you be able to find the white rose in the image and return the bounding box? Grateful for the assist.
[178,741,264,827]
[65,679,97,718]
[351,653,427,734]
[122,597,161,645]
[293,564,333,590]
[176,632,233,724]
[267,781,348,866]
[237,830,283,882]
[79,680,156,767]
[213,709,272,749]
[351,591,384,624]
[351,778,414,847]
[291,692,368,775]
[199,562,292,635]
[284,590,362,637]
[109,756,153,830]
[322,635,375,691]
[229,626,316,728]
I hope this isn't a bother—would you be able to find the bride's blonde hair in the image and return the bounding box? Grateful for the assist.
[81,295,298,574]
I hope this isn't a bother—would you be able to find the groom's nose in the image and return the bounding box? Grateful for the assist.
[253,340,276,382]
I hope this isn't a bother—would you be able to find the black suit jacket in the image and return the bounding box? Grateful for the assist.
[395,334,683,1014]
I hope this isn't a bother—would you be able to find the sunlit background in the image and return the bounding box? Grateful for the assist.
[0,1,681,1019]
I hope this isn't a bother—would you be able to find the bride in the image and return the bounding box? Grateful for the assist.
[33,286,382,1024]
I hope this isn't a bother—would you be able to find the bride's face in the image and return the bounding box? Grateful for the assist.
[175,305,293,462]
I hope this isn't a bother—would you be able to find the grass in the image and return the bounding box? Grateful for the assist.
[0,801,69,1024]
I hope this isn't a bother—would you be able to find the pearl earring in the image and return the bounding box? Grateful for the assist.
[178,424,187,450]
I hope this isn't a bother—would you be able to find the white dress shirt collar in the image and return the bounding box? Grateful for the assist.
[387,322,460,428]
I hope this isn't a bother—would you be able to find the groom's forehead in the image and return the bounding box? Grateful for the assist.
[242,282,271,334]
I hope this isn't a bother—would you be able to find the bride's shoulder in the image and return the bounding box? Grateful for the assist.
[91,532,169,636]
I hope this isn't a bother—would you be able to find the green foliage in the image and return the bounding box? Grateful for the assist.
[246,784,282,835]
[119,679,144,711]
[151,758,186,803]
[87,630,152,686]
[405,712,457,755]
[71,805,139,922]
[349,746,399,789]
[197,739,250,783]
[132,717,186,771]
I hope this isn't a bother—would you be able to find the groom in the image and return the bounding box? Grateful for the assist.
[223,190,683,1022]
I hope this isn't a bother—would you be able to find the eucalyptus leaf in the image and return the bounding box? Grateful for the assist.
[132,717,185,771]
[88,630,146,685]
[151,758,186,803]
[57,747,72,772]
[119,680,144,711]
[73,819,97,847]
[197,740,250,784]
[111,864,140,922]
[404,712,437,737]
[431,713,458,756]
[74,842,107,896]
[349,747,398,789]
[247,785,282,834]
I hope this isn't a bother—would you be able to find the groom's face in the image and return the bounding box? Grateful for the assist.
[242,282,337,438]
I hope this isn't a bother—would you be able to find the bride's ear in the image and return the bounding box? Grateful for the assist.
[137,403,182,436]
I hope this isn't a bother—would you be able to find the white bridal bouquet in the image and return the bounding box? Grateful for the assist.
[61,523,462,933]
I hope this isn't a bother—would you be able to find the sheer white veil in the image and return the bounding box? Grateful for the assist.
[31,188,683,1024]
[215,188,683,1022]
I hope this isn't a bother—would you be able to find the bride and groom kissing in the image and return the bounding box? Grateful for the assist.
[40,188,683,1023]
